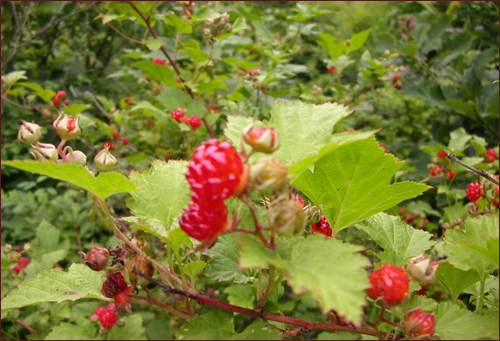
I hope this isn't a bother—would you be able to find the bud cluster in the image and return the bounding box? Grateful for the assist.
[203,12,232,40]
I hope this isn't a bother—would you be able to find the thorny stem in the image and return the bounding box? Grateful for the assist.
[125,1,215,139]
[130,285,190,319]
[444,150,499,186]
[134,269,385,338]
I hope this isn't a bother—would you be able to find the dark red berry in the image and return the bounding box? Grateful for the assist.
[437,150,446,159]
[102,272,128,298]
[185,139,248,202]
[367,264,409,307]
[124,97,131,105]
[179,200,228,242]
[328,66,336,73]
[403,310,435,338]
[466,182,484,203]
[493,199,499,207]
[394,83,402,90]
[85,246,110,271]
[52,96,61,106]
[447,170,456,180]
[392,73,401,83]
[189,116,202,130]
[485,148,497,163]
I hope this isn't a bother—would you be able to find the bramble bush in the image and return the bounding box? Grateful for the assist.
[1,1,499,340]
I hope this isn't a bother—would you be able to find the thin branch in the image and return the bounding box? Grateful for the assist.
[134,269,383,338]
[91,3,142,44]
[443,150,499,186]
[15,320,39,336]
[343,80,380,105]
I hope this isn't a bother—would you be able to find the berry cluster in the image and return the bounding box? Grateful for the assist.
[51,90,68,106]
[429,150,455,180]
[485,148,497,163]
[13,257,30,274]
[91,304,118,329]
[180,139,248,243]
[367,264,409,307]
[102,272,135,311]
[111,130,130,146]
[170,108,202,130]
[466,182,484,203]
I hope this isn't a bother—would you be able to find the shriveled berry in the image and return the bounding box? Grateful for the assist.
[102,272,128,298]
[367,264,410,307]
[179,200,228,243]
[189,116,202,130]
[185,139,248,202]
[485,148,497,163]
[403,310,435,338]
[124,254,154,286]
[466,182,484,203]
[85,246,110,271]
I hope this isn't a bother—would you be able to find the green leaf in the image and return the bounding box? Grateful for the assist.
[45,322,98,340]
[165,14,192,34]
[192,7,220,21]
[222,58,259,71]
[206,235,259,284]
[196,80,228,94]
[184,261,207,278]
[318,33,345,61]
[1,70,27,84]
[234,320,281,340]
[1,161,137,201]
[435,262,481,301]
[1,264,106,311]
[293,138,431,232]
[143,39,165,52]
[434,302,499,340]
[130,101,167,117]
[157,87,191,111]
[30,220,69,269]
[252,20,274,43]
[223,284,255,309]
[127,160,190,228]
[355,213,435,260]
[443,215,499,280]
[238,235,370,325]
[17,82,55,102]
[184,47,210,65]
[109,314,147,340]
[448,127,472,151]
[346,29,371,54]
[62,104,92,116]
[231,17,248,34]
[132,61,179,87]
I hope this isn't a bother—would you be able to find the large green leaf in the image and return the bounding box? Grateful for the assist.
[293,138,431,232]
[1,264,106,311]
[45,323,98,340]
[355,212,435,260]
[436,262,481,301]
[126,160,190,228]
[132,60,180,87]
[434,302,499,340]
[443,215,499,280]
[1,161,137,201]
[238,235,370,325]
[177,307,280,340]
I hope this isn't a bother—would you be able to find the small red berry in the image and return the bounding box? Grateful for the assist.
[185,139,248,202]
[102,272,128,298]
[52,96,61,106]
[437,150,447,159]
[493,199,499,207]
[171,108,186,121]
[18,257,30,268]
[104,141,114,150]
[429,165,442,177]
[392,73,401,83]
[294,194,305,208]
[394,83,403,90]
[180,115,190,124]
[447,170,456,180]
[124,97,131,105]
[179,200,229,243]
[367,264,410,307]
[189,116,202,129]
[327,66,336,73]
[466,182,484,203]
[153,59,167,66]
[57,90,66,98]
[63,99,70,105]
[318,215,333,238]
[112,130,120,138]
[485,148,497,163]
[494,186,499,198]
[403,310,435,339]
[120,137,129,145]
[93,304,117,329]
[260,85,266,93]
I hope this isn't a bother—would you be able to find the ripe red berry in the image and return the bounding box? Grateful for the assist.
[494,186,499,198]
[153,59,166,66]
[429,165,442,177]
[318,215,333,238]
[403,310,435,338]
[120,137,129,145]
[466,182,484,203]
[102,272,128,298]
[57,90,66,98]
[493,199,499,207]
[437,150,447,159]
[52,96,61,106]
[485,148,497,163]
[447,170,456,180]
[185,139,248,202]
[394,83,403,90]
[367,264,409,307]
[179,200,229,242]
[189,116,202,129]
[112,130,120,138]
[392,73,401,83]
[18,257,30,268]
[124,97,131,105]
[171,108,186,121]
[93,304,117,328]
[327,66,336,73]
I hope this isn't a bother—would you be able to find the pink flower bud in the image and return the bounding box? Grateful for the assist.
[406,254,439,285]
[243,123,279,153]
[94,144,117,172]
[65,147,87,166]
[53,114,81,140]
[18,120,42,145]
[29,142,58,162]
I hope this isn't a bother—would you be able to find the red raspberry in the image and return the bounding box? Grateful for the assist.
[185,139,248,202]
[494,186,499,198]
[57,90,66,98]
[189,116,202,129]
[102,272,128,298]
[466,182,484,203]
[247,69,261,76]
[319,215,333,238]
[328,66,336,73]
[52,96,61,106]
[153,59,166,66]
[120,137,129,145]
[437,150,447,159]
[18,257,30,268]
[180,115,190,124]
[403,310,435,338]
[124,97,131,105]
[392,73,401,83]
[394,83,402,90]
[367,264,409,307]
[112,130,120,138]
[493,199,499,207]
[113,286,135,308]
[179,200,229,242]
[447,170,456,180]
[485,148,497,163]
[294,194,305,208]
[429,165,442,177]
[93,304,117,328]
[171,109,185,121]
